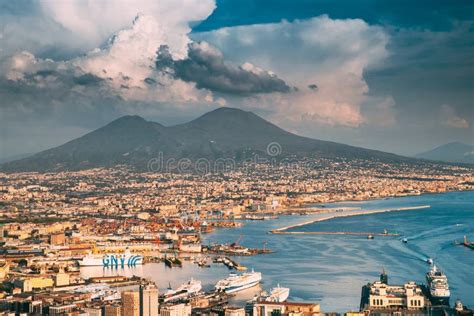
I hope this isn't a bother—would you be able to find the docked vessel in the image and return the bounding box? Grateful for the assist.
[79,250,143,267]
[426,265,450,306]
[265,284,290,302]
[163,279,202,302]
[215,270,262,293]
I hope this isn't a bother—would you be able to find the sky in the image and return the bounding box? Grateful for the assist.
[0,0,473,159]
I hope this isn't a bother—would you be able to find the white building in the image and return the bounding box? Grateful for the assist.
[368,281,426,310]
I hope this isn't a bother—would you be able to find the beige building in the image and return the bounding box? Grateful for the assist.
[104,304,121,316]
[140,284,159,316]
[160,303,191,316]
[83,307,102,316]
[49,304,76,316]
[50,232,66,245]
[122,291,140,316]
[54,270,70,286]
[253,302,321,316]
[225,307,245,316]
[0,261,10,281]
[13,277,54,292]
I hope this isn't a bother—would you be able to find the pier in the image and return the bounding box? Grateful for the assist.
[271,231,400,237]
[270,205,431,234]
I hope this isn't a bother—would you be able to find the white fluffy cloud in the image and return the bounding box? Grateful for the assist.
[39,0,216,54]
[194,16,393,127]
[1,1,223,108]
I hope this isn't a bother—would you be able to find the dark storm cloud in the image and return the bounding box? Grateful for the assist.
[74,73,104,86]
[156,42,292,95]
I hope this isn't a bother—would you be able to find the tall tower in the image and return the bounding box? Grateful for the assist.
[122,291,140,316]
[140,284,159,316]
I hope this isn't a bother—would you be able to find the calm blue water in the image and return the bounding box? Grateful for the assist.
[81,191,474,312]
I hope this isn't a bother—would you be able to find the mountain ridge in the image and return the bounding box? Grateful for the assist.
[415,142,474,164]
[1,107,428,172]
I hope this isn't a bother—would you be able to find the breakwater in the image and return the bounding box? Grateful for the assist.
[270,205,431,234]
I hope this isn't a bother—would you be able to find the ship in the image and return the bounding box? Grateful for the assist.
[79,249,143,267]
[426,264,450,306]
[215,270,262,293]
[162,279,202,302]
[265,284,290,302]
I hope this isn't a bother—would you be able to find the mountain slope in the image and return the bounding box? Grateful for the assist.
[415,142,474,164]
[1,107,420,172]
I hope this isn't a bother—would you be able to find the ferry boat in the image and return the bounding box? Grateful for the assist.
[163,279,202,302]
[79,250,143,267]
[426,265,450,305]
[265,284,290,302]
[215,270,262,293]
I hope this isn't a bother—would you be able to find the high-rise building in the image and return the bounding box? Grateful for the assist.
[140,284,159,316]
[122,291,140,316]
[104,304,121,316]
[104,304,122,316]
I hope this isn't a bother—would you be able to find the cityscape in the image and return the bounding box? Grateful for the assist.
[0,1,473,316]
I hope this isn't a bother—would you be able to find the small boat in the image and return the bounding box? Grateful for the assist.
[367,234,374,239]
[402,238,408,243]
[426,258,434,265]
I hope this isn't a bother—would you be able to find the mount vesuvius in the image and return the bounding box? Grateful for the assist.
[1,107,421,172]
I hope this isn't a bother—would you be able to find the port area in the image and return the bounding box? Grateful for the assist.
[144,255,250,271]
[270,205,431,235]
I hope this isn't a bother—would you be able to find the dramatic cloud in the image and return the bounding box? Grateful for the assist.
[156,42,292,95]
[1,1,472,158]
[0,0,216,59]
[194,16,392,127]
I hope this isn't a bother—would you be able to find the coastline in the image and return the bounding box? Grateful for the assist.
[270,205,431,233]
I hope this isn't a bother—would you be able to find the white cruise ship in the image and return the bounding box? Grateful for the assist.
[163,279,202,302]
[79,250,143,267]
[426,265,450,305]
[266,285,290,302]
[215,270,262,293]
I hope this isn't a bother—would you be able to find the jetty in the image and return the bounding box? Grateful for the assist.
[270,205,431,234]
[271,231,400,237]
